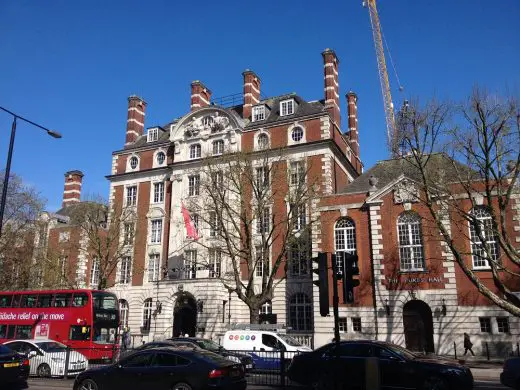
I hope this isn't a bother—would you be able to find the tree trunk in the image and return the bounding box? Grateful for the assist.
[249,306,260,324]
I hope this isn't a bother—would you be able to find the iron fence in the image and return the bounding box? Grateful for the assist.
[24,346,305,387]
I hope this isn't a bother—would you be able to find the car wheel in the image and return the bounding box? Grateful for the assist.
[78,379,99,390]
[172,382,193,390]
[422,376,447,390]
[37,363,51,378]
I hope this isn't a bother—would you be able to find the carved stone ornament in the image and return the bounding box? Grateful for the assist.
[393,179,419,204]
[184,112,231,137]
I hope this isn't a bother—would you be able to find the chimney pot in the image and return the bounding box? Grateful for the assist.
[346,91,361,174]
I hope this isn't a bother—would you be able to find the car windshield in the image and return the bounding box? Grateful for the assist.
[277,334,302,347]
[36,341,67,353]
[196,339,221,352]
[386,344,417,360]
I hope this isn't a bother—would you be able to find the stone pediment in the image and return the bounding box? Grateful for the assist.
[170,108,242,142]
[365,174,420,205]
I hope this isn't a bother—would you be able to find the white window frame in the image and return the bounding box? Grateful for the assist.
[469,207,499,270]
[126,186,137,207]
[147,128,159,142]
[119,257,132,285]
[291,126,304,142]
[184,250,197,279]
[156,151,166,166]
[335,218,357,274]
[252,105,266,122]
[90,258,100,288]
[150,219,163,244]
[260,300,272,315]
[209,211,219,238]
[208,248,221,278]
[128,156,139,171]
[255,245,269,277]
[280,99,295,116]
[123,223,135,245]
[256,207,270,234]
[148,254,160,282]
[153,182,165,204]
[255,166,270,193]
[289,240,308,276]
[59,231,70,243]
[352,317,362,332]
[192,213,200,236]
[188,175,200,196]
[212,140,224,156]
[142,298,152,327]
[397,212,425,271]
[289,160,305,187]
[257,132,269,150]
[211,171,223,190]
[119,299,129,328]
[290,203,306,232]
[338,317,348,333]
[189,144,202,159]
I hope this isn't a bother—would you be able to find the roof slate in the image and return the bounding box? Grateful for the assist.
[341,153,478,195]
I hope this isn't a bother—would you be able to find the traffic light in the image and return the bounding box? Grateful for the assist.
[341,252,360,304]
[312,252,329,316]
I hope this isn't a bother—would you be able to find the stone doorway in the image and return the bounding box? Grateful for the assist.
[172,292,197,337]
[402,299,434,353]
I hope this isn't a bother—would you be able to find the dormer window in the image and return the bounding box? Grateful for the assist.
[189,144,201,159]
[252,106,266,122]
[280,99,295,116]
[147,128,159,142]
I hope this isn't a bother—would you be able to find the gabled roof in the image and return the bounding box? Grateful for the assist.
[341,153,478,195]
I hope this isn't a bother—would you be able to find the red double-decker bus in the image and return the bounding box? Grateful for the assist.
[0,289,119,362]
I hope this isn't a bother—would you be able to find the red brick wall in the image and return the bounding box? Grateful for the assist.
[132,181,150,286]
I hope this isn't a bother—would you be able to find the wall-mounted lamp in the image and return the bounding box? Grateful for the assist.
[153,300,162,319]
[441,298,447,316]
[385,299,390,316]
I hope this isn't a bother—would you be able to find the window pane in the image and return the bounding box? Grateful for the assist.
[72,293,89,307]
[154,353,179,366]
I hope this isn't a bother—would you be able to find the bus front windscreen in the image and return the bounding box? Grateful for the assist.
[92,292,119,344]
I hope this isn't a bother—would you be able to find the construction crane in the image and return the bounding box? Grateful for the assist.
[363,0,402,156]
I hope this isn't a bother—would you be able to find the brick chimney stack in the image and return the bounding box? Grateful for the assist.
[322,48,341,127]
[242,69,261,119]
[125,95,147,146]
[346,92,359,157]
[190,81,212,111]
[62,170,84,208]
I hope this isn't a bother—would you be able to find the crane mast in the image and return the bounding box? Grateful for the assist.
[364,0,398,156]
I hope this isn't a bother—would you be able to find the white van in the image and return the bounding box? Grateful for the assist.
[223,330,312,370]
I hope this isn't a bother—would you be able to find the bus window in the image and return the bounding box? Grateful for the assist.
[11,295,21,308]
[0,325,7,338]
[38,294,53,308]
[16,326,32,340]
[7,325,15,339]
[72,293,89,307]
[54,293,72,307]
[94,326,117,344]
[0,294,11,308]
[70,325,91,341]
[93,292,117,310]
[20,294,38,308]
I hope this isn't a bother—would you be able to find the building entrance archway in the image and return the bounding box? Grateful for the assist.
[172,292,197,337]
[402,300,434,353]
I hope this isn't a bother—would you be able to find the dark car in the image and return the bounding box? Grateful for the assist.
[0,344,29,385]
[168,337,254,371]
[73,346,246,390]
[118,340,202,360]
[287,340,473,390]
[501,357,520,389]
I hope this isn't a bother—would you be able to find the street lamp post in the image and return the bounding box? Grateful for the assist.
[0,106,61,236]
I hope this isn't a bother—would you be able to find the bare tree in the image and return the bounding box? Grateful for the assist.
[395,89,520,315]
[67,197,140,290]
[183,148,319,323]
[0,171,45,290]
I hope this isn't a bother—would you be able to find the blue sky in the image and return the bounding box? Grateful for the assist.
[0,0,518,211]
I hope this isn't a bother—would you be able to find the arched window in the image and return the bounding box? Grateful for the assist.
[335,218,356,273]
[142,298,152,330]
[288,293,312,332]
[397,212,425,271]
[469,207,499,269]
[257,133,269,150]
[119,299,129,329]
